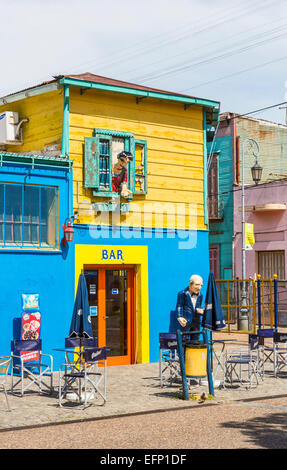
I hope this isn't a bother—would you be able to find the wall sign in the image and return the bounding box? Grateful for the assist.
[101,249,124,261]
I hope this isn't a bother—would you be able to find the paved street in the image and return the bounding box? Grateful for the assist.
[1,397,287,449]
[1,340,287,450]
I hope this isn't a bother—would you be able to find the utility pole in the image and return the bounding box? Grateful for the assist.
[239,138,260,331]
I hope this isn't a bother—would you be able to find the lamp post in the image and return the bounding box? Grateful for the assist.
[239,138,261,330]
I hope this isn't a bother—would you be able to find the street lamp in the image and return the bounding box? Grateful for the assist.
[239,138,261,330]
[251,159,263,185]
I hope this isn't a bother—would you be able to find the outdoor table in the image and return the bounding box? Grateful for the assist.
[53,346,100,370]
[54,345,108,407]
[53,346,97,403]
[209,339,238,381]
[53,345,110,372]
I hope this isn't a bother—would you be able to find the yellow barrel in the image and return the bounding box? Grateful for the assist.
[185,343,207,378]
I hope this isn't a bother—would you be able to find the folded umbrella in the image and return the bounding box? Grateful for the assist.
[69,273,93,339]
[202,272,226,331]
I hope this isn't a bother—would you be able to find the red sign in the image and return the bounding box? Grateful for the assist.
[21,312,41,362]
[20,350,39,362]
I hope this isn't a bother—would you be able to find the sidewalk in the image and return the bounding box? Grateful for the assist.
[1,355,287,432]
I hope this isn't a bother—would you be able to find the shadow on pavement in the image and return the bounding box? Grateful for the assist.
[220,411,287,449]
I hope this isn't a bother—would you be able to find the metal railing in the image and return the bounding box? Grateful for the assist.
[215,275,285,333]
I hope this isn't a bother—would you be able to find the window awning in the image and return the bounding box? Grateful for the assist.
[0,152,73,170]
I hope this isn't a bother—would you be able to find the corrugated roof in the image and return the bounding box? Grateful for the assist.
[1,72,218,105]
[57,72,206,102]
[0,72,220,125]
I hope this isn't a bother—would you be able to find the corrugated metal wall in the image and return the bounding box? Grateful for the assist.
[237,117,287,185]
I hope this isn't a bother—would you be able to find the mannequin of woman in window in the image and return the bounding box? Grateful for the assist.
[112,151,133,198]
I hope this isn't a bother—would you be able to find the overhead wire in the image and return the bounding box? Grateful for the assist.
[224,101,287,120]
[209,177,287,200]
[62,0,276,77]
[126,1,287,80]
[0,1,249,98]
[135,24,287,84]
[177,54,287,92]
[0,0,282,97]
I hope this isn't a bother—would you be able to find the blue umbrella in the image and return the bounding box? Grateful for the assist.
[69,274,93,339]
[202,272,226,331]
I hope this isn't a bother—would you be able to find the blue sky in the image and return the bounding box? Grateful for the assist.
[1,0,287,122]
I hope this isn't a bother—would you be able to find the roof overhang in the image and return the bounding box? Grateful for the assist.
[0,151,73,170]
[60,77,220,126]
[0,82,61,106]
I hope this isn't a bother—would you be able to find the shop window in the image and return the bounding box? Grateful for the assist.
[84,129,147,198]
[0,183,57,248]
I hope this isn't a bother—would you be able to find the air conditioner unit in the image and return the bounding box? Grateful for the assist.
[0,111,22,145]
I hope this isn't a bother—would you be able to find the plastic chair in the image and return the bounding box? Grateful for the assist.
[11,340,53,396]
[0,356,12,411]
[273,332,287,377]
[159,333,180,387]
[58,346,107,408]
[257,328,275,365]
[224,334,264,389]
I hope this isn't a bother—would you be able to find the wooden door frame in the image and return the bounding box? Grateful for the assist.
[84,264,136,366]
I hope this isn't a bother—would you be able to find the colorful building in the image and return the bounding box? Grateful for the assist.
[233,179,287,280]
[0,73,220,367]
[208,113,287,281]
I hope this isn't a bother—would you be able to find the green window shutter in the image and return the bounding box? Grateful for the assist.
[84,135,112,192]
[84,137,99,188]
[86,129,146,201]
[134,139,147,194]
[127,136,135,194]
[97,134,112,193]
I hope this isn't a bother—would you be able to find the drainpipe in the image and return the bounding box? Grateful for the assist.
[203,109,208,227]
[232,117,240,282]
[61,84,72,216]
[61,84,69,158]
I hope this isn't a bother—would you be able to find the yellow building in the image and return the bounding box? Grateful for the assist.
[0,73,219,366]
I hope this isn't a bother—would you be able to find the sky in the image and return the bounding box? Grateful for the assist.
[1,0,287,123]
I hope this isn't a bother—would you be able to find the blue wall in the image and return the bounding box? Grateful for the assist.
[0,160,210,367]
[72,225,210,363]
[0,162,74,368]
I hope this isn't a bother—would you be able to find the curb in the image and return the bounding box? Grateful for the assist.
[1,392,287,434]
[0,400,221,433]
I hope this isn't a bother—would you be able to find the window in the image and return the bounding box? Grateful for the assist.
[209,244,220,279]
[84,129,147,198]
[134,140,147,194]
[257,250,285,279]
[208,153,219,219]
[0,183,57,248]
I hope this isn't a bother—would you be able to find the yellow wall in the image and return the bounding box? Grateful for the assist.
[75,244,149,364]
[0,90,63,153]
[69,87,206,230]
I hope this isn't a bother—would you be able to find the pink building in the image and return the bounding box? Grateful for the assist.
[234,179,287,280]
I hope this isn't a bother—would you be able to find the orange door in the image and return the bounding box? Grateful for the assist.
[84,265,135,366]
